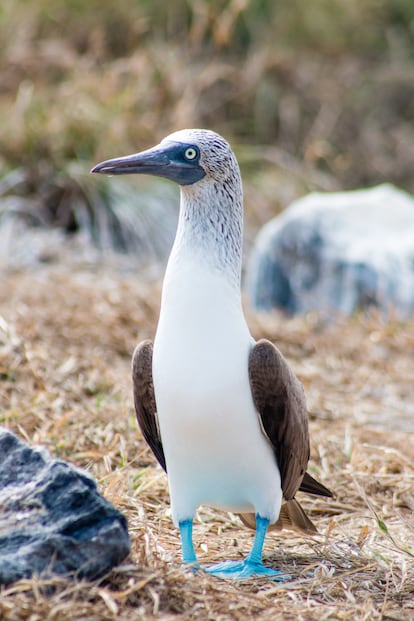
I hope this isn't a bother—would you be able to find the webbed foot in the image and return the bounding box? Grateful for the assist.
[204,558,288,580]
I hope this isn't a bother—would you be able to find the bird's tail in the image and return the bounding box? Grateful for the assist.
[238,499,318,536]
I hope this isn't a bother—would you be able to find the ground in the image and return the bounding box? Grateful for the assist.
[0,261,413,620]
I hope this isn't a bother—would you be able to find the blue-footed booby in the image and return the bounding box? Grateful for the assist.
[91,129,332,580]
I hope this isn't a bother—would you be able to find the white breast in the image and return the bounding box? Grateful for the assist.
[153,259,282,526]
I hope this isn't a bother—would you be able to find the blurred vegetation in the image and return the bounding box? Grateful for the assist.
[1,0,414,251]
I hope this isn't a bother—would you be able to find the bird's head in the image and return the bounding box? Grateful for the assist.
[91,129,239,187]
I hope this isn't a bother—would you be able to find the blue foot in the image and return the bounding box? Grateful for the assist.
[204,559,287,580]
[179,514,290,581]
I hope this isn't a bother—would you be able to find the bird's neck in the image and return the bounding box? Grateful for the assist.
[166,177,244,292]
[156,176,248,347]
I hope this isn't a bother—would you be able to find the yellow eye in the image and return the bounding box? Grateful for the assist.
[184,147,198,160]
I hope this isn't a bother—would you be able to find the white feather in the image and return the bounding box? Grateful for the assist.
[153,255,282,526]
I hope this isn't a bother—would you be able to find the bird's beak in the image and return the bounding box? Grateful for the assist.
[91,142,206,186]
[90,145,170,176]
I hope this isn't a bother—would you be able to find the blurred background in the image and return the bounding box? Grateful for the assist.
[1,0,414,263]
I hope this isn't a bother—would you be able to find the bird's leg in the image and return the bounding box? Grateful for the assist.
[179,519,199,569]
[203,514,287,580]
[245,514,269,565]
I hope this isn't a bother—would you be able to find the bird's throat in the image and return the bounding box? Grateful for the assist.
[169,184,244,289]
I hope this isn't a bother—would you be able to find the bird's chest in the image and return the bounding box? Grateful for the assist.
[152,269,254,439]
[153,312,251,425]
[150,268,281,521]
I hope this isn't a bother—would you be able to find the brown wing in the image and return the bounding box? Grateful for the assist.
[132,340,166,471]
[249,338,327,500]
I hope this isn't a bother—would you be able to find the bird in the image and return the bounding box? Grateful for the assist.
[91,129,332,580]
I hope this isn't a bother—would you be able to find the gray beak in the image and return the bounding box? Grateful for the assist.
[91,146,170,176]
[91,142,206,186]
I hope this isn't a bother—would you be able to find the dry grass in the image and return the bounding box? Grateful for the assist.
[0,261,413,620]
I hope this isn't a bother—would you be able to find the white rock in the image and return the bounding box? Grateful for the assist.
[246,184,414,318]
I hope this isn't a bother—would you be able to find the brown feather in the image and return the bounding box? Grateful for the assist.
[247,338,332,533]
[132,340,166,471]
[249,339,311,500]
[300,471,333,497]
[239,499,318,535]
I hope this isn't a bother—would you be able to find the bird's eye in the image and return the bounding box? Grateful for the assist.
[184,147,198,160]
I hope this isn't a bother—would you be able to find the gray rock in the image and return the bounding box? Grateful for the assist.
[0,429,130,584]
[246,184,414,318]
